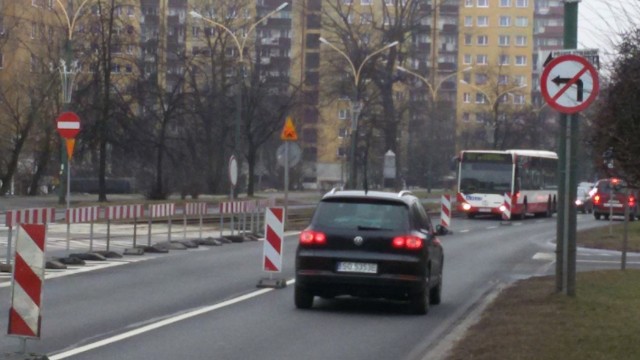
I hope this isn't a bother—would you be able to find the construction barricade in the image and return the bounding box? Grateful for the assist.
[103,205,144,250]
[148,203,176,243]
[65,206,100,251]
[4,208,55,265]
[183,202,208,240]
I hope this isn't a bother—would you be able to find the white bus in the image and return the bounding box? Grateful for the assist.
[456,150,558,219]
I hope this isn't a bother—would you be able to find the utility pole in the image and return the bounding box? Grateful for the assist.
[427,0,439,193]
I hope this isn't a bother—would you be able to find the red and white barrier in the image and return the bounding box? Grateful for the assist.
[183,203,208,240]
[4,208,55,266]
[149,203,175,218]
[104,205,144,220]
[8,224,46,338]
[263,207,284,272]
[5,208,56,228]
[66,206,99,224]
[184,203,208,216]
[104,205,144,250]
[65,206,100,251]
[440,194,451,229]
[219,201,244,214]
[502,193,512,221]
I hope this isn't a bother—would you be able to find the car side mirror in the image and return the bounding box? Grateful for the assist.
[435,224,449,236]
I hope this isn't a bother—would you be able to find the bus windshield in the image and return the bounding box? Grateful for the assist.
[459,162,512,194]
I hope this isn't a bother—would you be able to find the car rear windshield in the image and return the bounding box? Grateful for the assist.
[312,199,409,231]
[597,181,628,195]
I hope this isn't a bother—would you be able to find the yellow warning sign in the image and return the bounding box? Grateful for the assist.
[280,116,298,141]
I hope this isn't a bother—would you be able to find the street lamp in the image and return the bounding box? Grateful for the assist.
[459,80,527,148]
[190,3,288,197]
[397,66,472,192]
[319,37,399,189]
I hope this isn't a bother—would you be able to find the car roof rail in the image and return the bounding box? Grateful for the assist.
[398,190,413,198]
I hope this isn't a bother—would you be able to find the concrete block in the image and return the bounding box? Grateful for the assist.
[69,253,107,261]
[93,250,123,259]
[45,260,67,269]
[123,248,145,256]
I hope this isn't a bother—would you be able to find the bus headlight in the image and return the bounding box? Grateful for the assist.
[462,203,471,211]
[499,205,506,212]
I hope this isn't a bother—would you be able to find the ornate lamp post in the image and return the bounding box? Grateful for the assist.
[459,80,527,148]
[190,3,288,196]
[397,66,472,191]
[319,37,399,189]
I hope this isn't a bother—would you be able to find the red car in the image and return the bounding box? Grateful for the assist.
[591,178,638,221]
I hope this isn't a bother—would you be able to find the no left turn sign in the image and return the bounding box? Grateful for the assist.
[540,54,599,114]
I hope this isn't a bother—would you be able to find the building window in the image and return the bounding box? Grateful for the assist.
[476,54,488,65]
[477,16,489,27]
[499,16,511,27]
[465,0,473,7]
[516,0,528,7]
[463,93,471,103]
[498,75,509,85]
[477,35,488,46]
[513,94,525,104]
[342,0,352,4]
[515,55,527,66]
[515,17,528,27]
[499,35,510,46]
[463,112,470,122]
[516,35,527,46]
[475,93,486,104]
[361,0,371,5]
[477,0,488,7]
[338,128,348,138]
[499,54,509,65]
[463,54,472,64]
[476,73,488,84]
[464,16,472,27]
[464,34,472,46]
[0,53,3,69]
[339,109,349,120]
[500,0,511,6]
[360,13,372,24]
[515,75,526,86]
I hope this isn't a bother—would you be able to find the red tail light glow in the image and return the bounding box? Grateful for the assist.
[299,230,326,245]
[392,235,423,250]
[630,196,636,206]
[593,194,601,205]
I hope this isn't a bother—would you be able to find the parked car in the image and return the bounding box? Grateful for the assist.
[591,178,638,220]
[575,181,595,213]
[294,189,445,315]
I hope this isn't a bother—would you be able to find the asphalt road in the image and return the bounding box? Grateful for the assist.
[1,210,635,359]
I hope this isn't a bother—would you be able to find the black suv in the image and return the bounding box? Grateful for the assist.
[294,189,445,315]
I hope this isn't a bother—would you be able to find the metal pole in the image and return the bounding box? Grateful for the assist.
[284,141,289,224]
[622,187,629,270]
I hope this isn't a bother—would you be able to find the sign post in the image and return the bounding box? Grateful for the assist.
[56,111,81,234]
[541,50,600,295]
[280,116,298,220]
[228,155,238,200]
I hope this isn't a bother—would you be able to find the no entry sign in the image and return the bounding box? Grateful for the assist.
[56,111,81,139]
[540,54,599,114]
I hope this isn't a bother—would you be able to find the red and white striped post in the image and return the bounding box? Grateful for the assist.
[66,206,99,251]
[440,194,451,229]
[4,208,55,265]
[257,207,286,288]
[8,224,46,352]
[502,192,512,223]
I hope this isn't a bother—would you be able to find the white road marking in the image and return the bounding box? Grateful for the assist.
[48,279,297,360]
[533,252,555,261]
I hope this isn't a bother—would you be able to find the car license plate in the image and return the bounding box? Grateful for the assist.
[479,208,491,213]
[336,262,377,274]
[605,203,622,208]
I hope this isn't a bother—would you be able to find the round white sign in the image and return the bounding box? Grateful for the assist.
[228,155,238,186]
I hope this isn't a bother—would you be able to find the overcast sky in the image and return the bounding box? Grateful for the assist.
[578,0,639,70]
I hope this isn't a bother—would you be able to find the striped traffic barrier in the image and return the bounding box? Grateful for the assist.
[183,203,208,240]
[502,192,512,223]
[440,194,451,229]
[8,224,46,351]
[219,201,244,238]
[148,203,176,243]
[104,205,144,250]
[257,207,286,288]
[255,198,276,237]
[65,206,99,251]
[4,208,55,265]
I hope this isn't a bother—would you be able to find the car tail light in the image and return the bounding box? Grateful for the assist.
[392,235,423,250]
[630,196,636,206]
[593,194,601,205]
[299,230,326,245]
